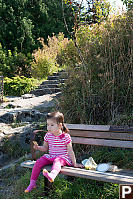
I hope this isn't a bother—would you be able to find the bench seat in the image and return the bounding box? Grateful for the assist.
[21,160,133,184]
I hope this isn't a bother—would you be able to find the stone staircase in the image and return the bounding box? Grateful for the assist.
[30,71,68,96]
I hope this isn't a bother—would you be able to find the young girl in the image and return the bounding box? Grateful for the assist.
[25,111,83,193]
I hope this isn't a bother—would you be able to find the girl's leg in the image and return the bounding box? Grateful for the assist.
[25,156,52,193]
[31,156,52,181]
[43,157,67,182]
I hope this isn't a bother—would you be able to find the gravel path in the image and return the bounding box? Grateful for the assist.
[0,93,58,116]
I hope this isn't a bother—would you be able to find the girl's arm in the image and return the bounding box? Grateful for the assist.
[33,141,48,152]
[67,142,83,168]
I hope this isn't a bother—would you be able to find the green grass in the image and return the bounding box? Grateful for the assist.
[12,171,119,199]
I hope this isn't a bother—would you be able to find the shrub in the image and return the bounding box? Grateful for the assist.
[31,33,69,78]
[0,44,32,77]
[4,76,38,96]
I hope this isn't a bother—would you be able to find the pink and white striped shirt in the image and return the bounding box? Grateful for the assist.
[43,132,73,166]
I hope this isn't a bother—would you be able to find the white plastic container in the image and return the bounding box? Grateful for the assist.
[96,163,118,172]
[82,157,97,170]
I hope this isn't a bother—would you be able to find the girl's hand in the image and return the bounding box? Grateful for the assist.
[74,163,84,168]
[33,141,38,150]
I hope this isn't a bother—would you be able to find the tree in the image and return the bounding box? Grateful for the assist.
[0,0,36,53]
[63,0,111,27]
[121,0,133,9]
[0,0,74,54]
[62,0,111,73]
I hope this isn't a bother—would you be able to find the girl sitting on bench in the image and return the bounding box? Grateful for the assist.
[25,111,83,193]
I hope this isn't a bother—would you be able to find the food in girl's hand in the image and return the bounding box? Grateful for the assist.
[33,141,38,146]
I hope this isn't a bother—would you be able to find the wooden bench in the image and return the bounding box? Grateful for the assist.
[21,124,133,193]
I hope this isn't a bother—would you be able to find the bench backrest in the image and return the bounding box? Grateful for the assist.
[31,124,133,160]
[66,124,133,149]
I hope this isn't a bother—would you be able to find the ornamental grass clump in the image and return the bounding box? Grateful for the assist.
[59,11,133,124]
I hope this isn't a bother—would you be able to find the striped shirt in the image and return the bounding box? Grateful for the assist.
[43,132,73,165]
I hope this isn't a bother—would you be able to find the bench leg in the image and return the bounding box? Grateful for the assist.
[43,177,53,196]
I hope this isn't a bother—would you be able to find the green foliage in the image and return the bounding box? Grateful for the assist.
[121,0,133,9]
[0,43,32,77]
[59,11,133,124]
[93,0,111,23]
[64,0,111,26]
[0,0,74,54]
[31,33,69,78]
[4,76,38,96]
[0,0,35,54]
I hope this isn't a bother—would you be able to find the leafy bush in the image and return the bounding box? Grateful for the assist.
[4,76,38,96]
[0,44,32,77]
[31,33,69,78]
[59,11,133,124]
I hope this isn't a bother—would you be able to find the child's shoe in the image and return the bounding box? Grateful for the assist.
[25,180,36,193]
[43,169,54,182]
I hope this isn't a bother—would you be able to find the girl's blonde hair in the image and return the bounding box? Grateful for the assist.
[47,111,69,133]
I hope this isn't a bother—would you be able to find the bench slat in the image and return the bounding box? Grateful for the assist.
[61,167,133,184]
[66,124,110,131]
[21,160,133,184]
[66,124,133,132]
[70,130,133,141]
[110,126,133,132]
[72,137,133,148]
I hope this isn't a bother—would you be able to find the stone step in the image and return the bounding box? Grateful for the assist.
[31,88,61,96]
[47,74,68,80]
[41,80,59,85]
[55,92,62,98]
[30,71,68,97]
[38,84,59,89]
[53,71,68,78]
[41,79,66,85]
[38,83,65,89]
[47,75,59,80]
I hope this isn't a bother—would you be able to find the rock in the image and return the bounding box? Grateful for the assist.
[0,123,38,150]
[0,112,17,123]
[0,109,46,123]
[14,124,35,149]
[21,94,35,99]
[0,123,15,139]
